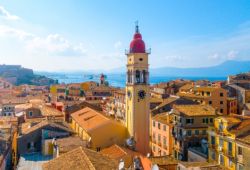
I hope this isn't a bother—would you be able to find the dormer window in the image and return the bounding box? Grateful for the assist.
[29,111,33,117]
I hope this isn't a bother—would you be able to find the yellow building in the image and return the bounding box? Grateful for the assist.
[125,24,150,155]
[178,84,228,115]
[71,106,127,151]
[208,115,250,170]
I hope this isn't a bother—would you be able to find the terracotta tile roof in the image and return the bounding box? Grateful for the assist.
[20,120,72,135]
[40,105,64,117]
[236,132,250,145]
[43,147,118,170]
[139,156,152,170]
[179,84,193,91]
[173,105,216,116]
[149,156,179,165]
[42,147,95,170]
[152,97,178,109]
[150,97,164,103]
[71,107,110,132]
[152,113,170,125]
[193,86,219,92]
[178,161,221,168]
[100,144,141,168]
[56,136,87,153]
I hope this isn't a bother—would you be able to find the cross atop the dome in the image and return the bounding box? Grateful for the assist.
[135,20,139,33]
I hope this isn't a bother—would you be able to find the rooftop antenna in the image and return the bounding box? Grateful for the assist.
[135,20,139,33]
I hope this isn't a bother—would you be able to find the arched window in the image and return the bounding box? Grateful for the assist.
[136,70,140,84]
[142,70,147,83]
[127,71,129,83]
[130,70,133,83]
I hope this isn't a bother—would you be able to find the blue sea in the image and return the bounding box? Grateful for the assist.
[44,73,227,88]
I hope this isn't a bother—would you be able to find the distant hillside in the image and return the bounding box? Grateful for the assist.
[151,60,250,77]
[107,60,250,77]
[0,65,57,86]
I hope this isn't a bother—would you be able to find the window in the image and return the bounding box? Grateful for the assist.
[174,151,177,159]
[158,122,161,130]
[153,121,155,127]
[210,118,213,123]
[153,132,156,141]
[220,109,224,113]
[135,70,140,83]
[238,146,243,155]
[220,93,224,97]
[219,138,223,147]
[228,142,232,153]
[195,130,199,135]
[29,111,33,117]
[163,136,167,147]
[163,125,166,131]
[207,92,211,96]
[187,130,192,136]
[220,101,223,105]
[153,145,156,152]
[219,123,224,132]
[158,134,161,143]
[203,118,209,124]
[186,118,194,124]
[209,101,212,105]
[27,142,31,149]
[211,151,215,160]
[202,130,206,135]
[211,136,215,145]
[229,159,233,167]
[219,154,224,165]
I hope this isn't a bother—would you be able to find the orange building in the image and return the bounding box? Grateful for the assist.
[178,84,228,115]
[151,113,173,156]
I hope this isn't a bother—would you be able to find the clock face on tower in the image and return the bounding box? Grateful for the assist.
[138,90,146,99]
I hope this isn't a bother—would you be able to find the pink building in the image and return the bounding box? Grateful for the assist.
[151,113,173,156]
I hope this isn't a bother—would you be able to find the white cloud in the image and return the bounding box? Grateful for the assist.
[227,50,238,60]
[0,25,86,57]
[26,34,87,57]
[114,41,122,49]
[0,6,20,20]
[0,25,34,40]
[208,53,219,60]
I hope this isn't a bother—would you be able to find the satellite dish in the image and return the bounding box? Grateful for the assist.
[118,159,125,170]
[169,109,174,114]
[152,164,159,170]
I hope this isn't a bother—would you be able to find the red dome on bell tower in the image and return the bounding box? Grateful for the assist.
[129,24,146,53]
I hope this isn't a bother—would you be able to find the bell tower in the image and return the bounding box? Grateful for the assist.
[125,23,150,155]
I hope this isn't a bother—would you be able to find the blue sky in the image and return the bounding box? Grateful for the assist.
[0,0,250,71]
